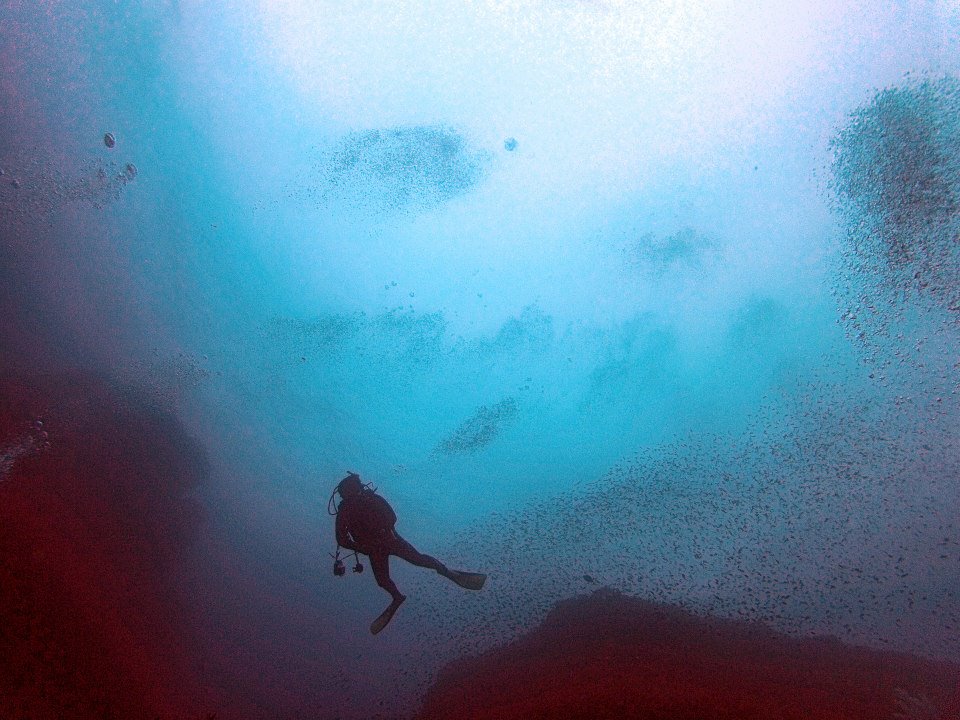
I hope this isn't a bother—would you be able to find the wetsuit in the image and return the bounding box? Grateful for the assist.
[335,490,447,598]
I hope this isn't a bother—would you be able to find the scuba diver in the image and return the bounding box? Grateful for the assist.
[329,472,486,634]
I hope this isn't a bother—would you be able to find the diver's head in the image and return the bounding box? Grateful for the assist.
[337,472,363,498]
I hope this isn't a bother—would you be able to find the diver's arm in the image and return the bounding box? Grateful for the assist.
[335,513,359,551]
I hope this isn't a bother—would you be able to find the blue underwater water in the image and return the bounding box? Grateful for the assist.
[1,2,960,718]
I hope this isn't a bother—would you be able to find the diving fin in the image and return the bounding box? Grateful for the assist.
[448,570,487,591]
[370,595,405,635]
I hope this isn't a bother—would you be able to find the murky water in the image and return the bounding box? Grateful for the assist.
[1,3,958,718]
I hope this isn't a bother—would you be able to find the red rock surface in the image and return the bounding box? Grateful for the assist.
[417,588,960,720]
[0,372,206,719]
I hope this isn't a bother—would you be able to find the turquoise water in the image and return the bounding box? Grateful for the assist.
[1,2,959,718]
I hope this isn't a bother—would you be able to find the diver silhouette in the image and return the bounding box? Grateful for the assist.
[329,472,486,634]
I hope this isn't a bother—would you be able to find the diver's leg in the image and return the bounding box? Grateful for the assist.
[369,551,405,603]
[391,536,450,577]
[391,535,487,591]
